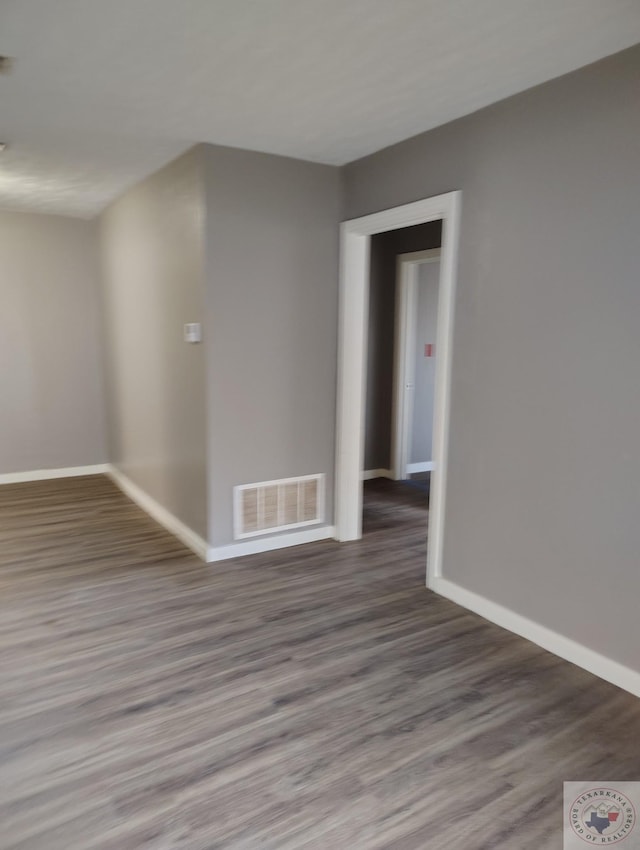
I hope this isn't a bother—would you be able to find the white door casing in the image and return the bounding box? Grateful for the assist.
[334,191,462,587]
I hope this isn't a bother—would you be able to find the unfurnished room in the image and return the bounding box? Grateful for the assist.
[1,2,640,848]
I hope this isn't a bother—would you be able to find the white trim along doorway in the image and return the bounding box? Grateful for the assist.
[334,191,462,587]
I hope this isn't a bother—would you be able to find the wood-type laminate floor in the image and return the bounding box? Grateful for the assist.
[1,475,639,849]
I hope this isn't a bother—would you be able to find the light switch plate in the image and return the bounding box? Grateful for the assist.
[184,323,202,343]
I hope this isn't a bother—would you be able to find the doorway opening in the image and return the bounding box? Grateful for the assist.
[334,192,461,586]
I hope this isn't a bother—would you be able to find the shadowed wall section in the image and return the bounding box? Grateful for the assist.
[99,148,208,539]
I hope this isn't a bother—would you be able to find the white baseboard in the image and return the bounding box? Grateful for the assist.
[429,576,640,700]
[106,465,208,561]
[0,464,109,485]
[208,525,336,563]
[407,461,434,474]
[362,468,393,481]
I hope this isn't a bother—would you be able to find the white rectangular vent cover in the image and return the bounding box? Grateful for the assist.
[234,474,325,539]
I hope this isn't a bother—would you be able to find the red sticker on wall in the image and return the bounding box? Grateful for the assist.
[425,344,434,357]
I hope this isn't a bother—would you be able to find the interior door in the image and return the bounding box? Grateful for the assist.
[410,260,440,471]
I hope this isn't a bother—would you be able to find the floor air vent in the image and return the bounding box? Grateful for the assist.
[234,474,325,539]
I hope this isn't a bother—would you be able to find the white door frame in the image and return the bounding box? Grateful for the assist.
[392,248,441,482]
[334,191,462,586]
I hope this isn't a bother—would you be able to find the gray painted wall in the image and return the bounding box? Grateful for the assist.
[411,260,440,465]
[0,210,107,474]
[344,44,640,671]
[99,148,208,538]
[202,144,341,547]
[365,222,441,471]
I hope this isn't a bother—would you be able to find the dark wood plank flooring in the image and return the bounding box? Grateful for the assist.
[1,475,639,849]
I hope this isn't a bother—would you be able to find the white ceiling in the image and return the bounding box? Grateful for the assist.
[1,0,639,218]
